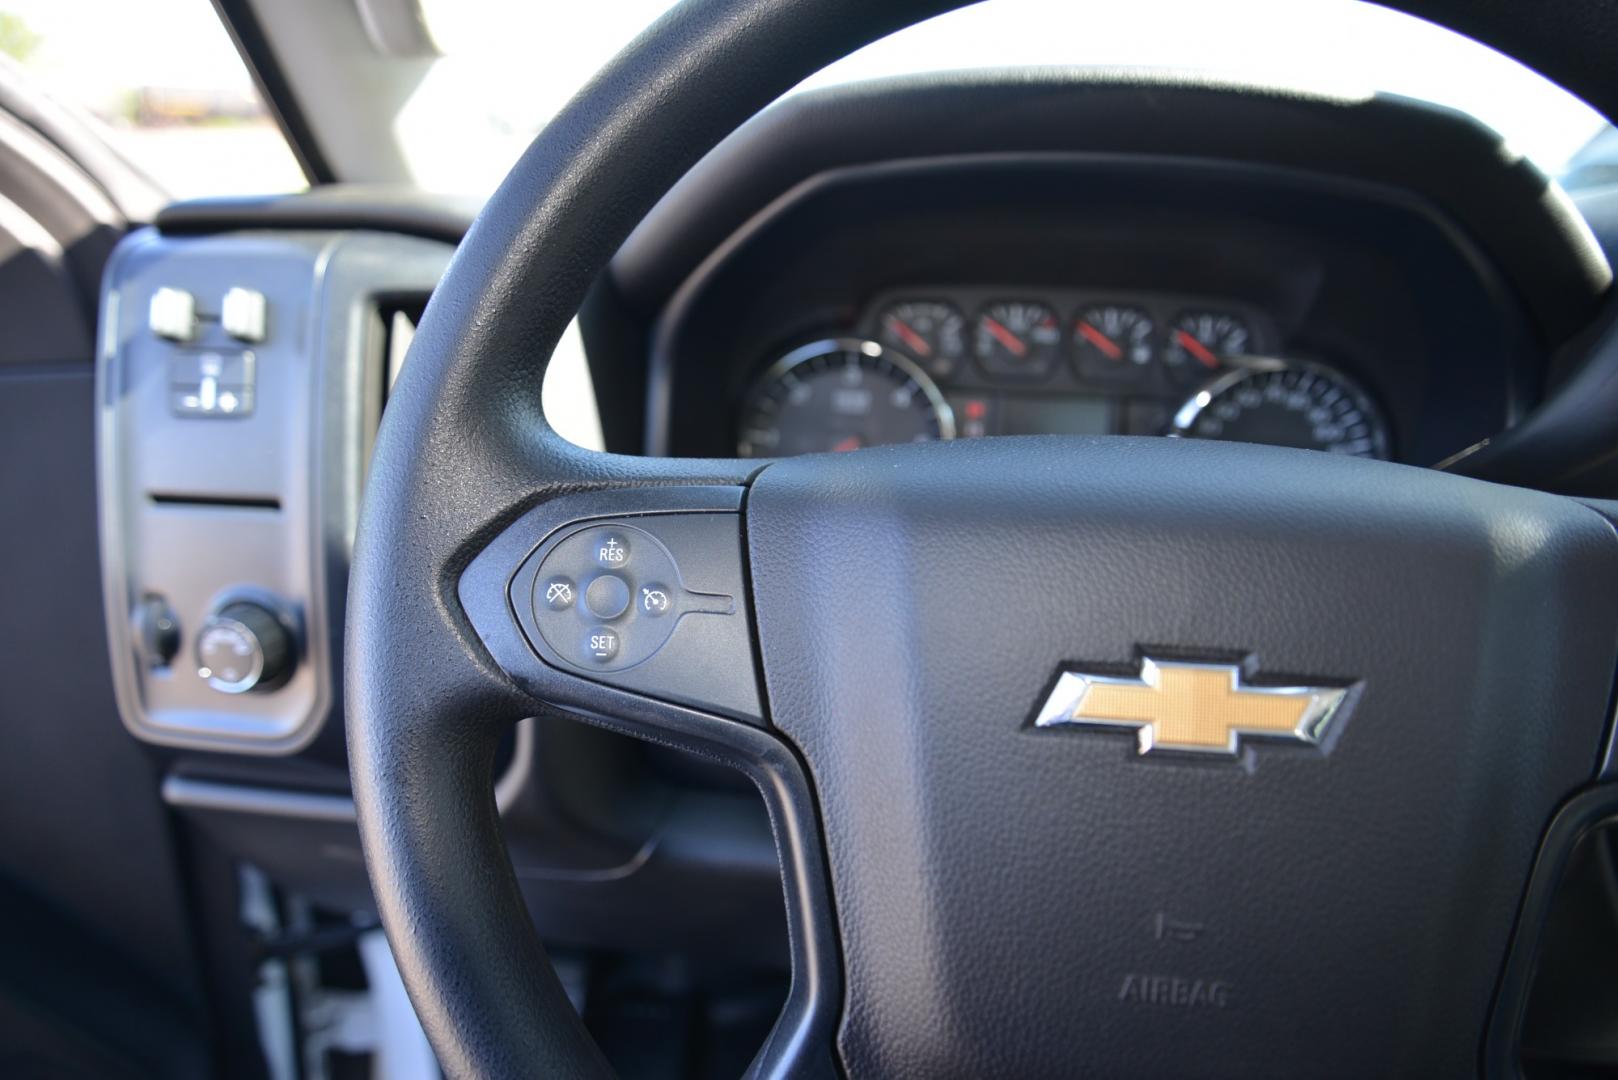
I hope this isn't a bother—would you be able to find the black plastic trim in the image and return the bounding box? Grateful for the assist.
[208,0,332,185]
[156,186,480,246]
[644,151,1541,458]
[458,486,839,1080]
[615,74,1608,344]
[1486,784,1618,1078]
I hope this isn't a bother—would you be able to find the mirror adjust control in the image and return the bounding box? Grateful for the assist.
[197,601,293,694]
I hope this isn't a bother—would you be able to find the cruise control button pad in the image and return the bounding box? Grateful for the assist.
[480,494,763,723]
[524,521,733,671]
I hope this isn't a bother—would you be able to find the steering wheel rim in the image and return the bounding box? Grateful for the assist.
[348,1,1618,1077]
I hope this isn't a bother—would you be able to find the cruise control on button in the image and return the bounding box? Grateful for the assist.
[640,584,672,616]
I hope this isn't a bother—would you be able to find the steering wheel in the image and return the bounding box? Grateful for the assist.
[347,1,1618,1075]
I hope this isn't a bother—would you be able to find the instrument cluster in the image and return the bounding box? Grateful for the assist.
[736,289,1391,461]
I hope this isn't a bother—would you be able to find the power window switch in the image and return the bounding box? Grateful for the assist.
[149,287,197,342]
[221,287,268,343]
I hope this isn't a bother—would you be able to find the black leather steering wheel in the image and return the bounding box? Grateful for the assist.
[347,1,1618,1075]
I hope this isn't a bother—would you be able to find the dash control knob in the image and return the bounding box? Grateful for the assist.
[197,601,293,694]
[133,595,181,668]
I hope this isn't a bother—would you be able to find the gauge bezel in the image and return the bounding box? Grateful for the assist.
[1170,355,1392,460]
[736,337,957,458]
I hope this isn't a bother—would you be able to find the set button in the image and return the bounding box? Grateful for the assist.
[584,627,621,663]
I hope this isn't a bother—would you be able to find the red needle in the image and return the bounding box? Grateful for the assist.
[1077,322,1123,361]
[831,435,863,453]
[981,316,1028,358]
[886,316,933,357]
[1175,330,1220,369]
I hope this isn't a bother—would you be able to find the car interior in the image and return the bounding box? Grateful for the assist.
[8,0,1618,1076]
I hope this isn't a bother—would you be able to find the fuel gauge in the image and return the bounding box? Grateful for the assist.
[879,301,966,379]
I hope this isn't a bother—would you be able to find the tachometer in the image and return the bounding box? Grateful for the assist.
[1171,359,1390,459]
[737,339,955,458]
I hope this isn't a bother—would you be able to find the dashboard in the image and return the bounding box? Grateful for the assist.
[599,75,1610,472]
[86,70,1613,986]
[736,288,1389,460]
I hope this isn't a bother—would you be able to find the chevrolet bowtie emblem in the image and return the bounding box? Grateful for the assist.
[1033,657,1349,757]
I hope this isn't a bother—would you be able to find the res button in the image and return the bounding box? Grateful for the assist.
[592,531,631,569]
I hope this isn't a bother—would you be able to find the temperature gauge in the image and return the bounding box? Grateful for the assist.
[1073,305,1154,382]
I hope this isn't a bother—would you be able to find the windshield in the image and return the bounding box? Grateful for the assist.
[410,0,1610,196]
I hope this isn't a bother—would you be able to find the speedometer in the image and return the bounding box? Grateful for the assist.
[737,339,955,458]
[1171,358,1390,459]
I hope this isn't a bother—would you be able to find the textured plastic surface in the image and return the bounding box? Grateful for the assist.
[747,435,1618,1078]
[344,0,1618,1077]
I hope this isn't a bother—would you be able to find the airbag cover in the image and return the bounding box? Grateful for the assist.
[746,436,1618,1077]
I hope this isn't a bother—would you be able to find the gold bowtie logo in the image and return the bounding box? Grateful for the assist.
[1033,658,1348,757]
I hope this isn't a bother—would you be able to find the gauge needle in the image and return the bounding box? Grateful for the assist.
[1175,330,1220,369]
[831,435,863,453]
[981,316,1027,357]
[886,317,933,357]
[1077,322,1122,360]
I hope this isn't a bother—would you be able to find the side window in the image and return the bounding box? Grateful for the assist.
[0,1,305,197]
